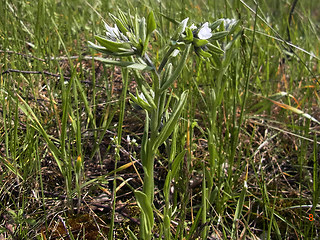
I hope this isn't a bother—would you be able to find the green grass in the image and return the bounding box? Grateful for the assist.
[1,0,320,239]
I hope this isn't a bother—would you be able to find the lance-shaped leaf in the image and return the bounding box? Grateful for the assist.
[139,17,146,43]
[129,92,152,112]
[210,19,223,30]
[140,85,157,109]
[94,57,154,71]
[210,31,229,40]
[193,38,209,47]
[109,11,129,34]
[161,63,173,86]
[115,18,129,35]
[117,9,129,29]
[89,41,135,56]
[171,150,186,178]
[147,11,156,36]
[135,190,154,235]
[94,35,132,53]
[196,47,212,58]
[152,90,189,150]
[141,110,149,166]
[207,42,224,54]
[231,180,247,239]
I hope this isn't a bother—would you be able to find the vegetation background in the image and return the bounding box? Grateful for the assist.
[0,0,319,239]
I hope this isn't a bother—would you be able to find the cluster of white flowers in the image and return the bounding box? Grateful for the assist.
[110,136,118,143]
[180,18,213,41]
[126,135,137,145]
[173,17,238,58]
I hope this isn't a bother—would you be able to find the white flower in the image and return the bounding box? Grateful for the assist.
[126,135,137,145]
[197,22,212,40]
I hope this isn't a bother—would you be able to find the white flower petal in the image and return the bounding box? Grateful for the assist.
[198,22,212,40]
[190,23,197,30]
[181,18,189,32]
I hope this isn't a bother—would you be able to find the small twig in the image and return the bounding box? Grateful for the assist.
[287,0,298,43]
[1,68,71,80]
[1,68,106,89]
[42,190,140,225]
[90,202,140,225]
[283,0,298,62]
[0,50,96,62]
[0,50,46,61]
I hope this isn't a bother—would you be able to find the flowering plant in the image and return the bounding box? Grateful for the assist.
[89,10,238,239]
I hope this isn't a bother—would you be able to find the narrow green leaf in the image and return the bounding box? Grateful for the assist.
[193,38,208,47]
[210,31,229,40]
[135,190,154,234]
[129,92,152,112]
[210,19,223,30]
[207,42,224,54]
[164,169,172,194]
[117,9,129,28]
[171,150,186,178]
[94,57,154,71]
[115,18,129,35]
[161,63,172,87]
[196,48,212,58]
[139,17,146,43]
[127,226,139,240]
[147,11,156,36]
[95,35,131,52]
[231,181,247,239]
[140,85,156,109]
[74,76,94,121]
[89,40,135,56]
